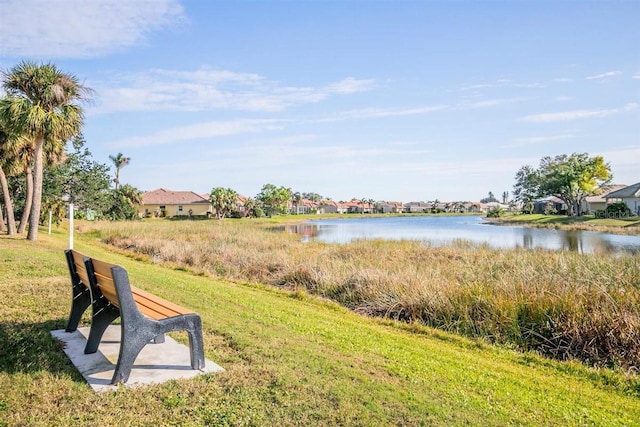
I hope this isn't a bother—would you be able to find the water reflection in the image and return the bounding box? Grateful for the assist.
[281,216,640,255]
[278,223,320,241]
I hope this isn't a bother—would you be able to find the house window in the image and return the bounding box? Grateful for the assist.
[178,205,183,212]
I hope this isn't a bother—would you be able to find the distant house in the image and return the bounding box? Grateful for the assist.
[404,202,430,213]
[335,202,350,214]
[385,201,404,213]
[346,200,365,214]
[605,182,640,216]
[378,203,394,214]
[463,203,483,213]
[139,188,212,218]
[581,184,627,214]
[533,197,567,214]
[317,201,339,214]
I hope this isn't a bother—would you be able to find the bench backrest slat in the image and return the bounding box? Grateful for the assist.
[70,250,91,289]
[90,257,121,309]
[90,257,194,320]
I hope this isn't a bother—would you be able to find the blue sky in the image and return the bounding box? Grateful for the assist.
[1,0,638,202]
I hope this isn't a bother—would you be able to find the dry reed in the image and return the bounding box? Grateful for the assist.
[91,219,640,369]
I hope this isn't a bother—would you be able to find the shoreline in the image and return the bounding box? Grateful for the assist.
[486,213,640,237]
[276,212,640,237]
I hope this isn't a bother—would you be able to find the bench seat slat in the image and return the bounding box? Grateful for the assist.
[130,286,194,319]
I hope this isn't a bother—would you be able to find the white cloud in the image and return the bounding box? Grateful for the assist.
[325,77,376,94]
[522,103,638,123]
[512,134,578,146]
[316,105,447,122]
[107,119,284,148]
[90,68,376,114]
[460,80,544,91]
[0,0,186,57]
[633,72,640,80]
[461,98,524,109]
[586,71,622,80]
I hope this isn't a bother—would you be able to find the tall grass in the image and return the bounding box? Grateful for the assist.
[89,218,640,370]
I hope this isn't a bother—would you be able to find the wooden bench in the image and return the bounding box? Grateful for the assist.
[64,249,205,384]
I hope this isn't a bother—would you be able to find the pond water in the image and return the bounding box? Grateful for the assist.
[283,215,640,255]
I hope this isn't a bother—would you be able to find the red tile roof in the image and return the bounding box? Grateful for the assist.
[142,188,209,205]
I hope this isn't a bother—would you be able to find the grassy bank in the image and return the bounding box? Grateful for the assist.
[488,213,640,235]
[85,218,640,370]
[1,228,640,426]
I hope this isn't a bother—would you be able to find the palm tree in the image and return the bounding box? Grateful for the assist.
[0,126,19,235]
[502,191,509,204]
[109,152,131,190]
[292,192,302,214]
[119,184,142,207]
[0,61,91,241]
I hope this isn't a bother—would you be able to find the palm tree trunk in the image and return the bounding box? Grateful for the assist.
[27,137,44,241]
[0,167,17,235]
[0,199,4,232]
[17,165,33,234]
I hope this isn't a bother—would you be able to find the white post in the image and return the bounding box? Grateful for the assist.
[69,203,74,249]
[48,210,52,234]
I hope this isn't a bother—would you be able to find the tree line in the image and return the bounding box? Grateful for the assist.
[0,61,142,240]
[1,61,616,240]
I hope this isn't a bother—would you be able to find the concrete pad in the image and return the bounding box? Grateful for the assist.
[51,326,224,393]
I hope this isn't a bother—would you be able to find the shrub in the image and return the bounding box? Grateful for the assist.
[486,206,504,218]
[606,202,631,216]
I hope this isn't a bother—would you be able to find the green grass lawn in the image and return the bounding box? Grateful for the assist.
[1,227,639,426]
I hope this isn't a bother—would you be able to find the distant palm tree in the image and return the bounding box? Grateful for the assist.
[292,192,302,214]
[367,198,376,213]
[11,134,34,234]
[118,184,142,207]
[0,61,90,241]
[109,152,131,190]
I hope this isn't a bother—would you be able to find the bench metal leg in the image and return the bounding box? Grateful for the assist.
[111,323,151,384]
[84,308,120,354]
[186,316,205,370]
[110,314,205,384]
[65,285,91,332]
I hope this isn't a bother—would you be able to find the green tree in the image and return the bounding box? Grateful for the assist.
[209,187,239,219]
[109,152,131,190]
[480,192,498,204]
[0,61,91,240]
[242,197,260,218]
[301,192,323,202]
[431,199,440,213]
[513,153,612,216]
[104,184,141,220]
[257,184,292,216]
[42,135,111,220]
[513,164,538,214]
